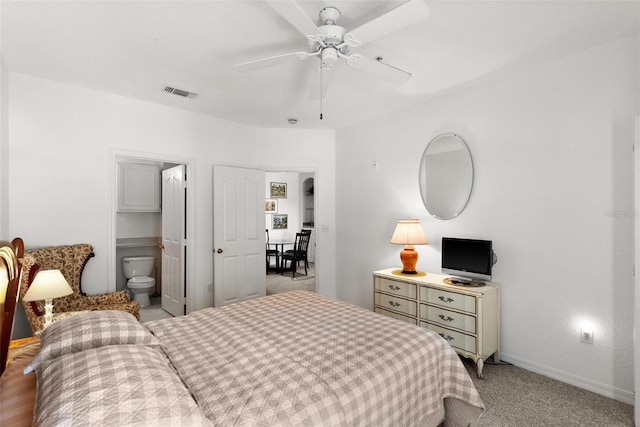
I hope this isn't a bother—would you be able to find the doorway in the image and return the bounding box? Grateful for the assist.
[265,170,316,295]
[108,150,195,317]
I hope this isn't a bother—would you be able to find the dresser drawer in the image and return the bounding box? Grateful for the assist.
[374,277,417,299]
[420,304,476,334]
[421,322,477,354]
[375,307,417,325]
[374,292,417,316]
[421,287,476,314]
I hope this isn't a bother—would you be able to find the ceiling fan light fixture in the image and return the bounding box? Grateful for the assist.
[321,47,339,67]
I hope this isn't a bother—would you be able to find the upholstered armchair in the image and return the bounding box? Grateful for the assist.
[19,244,140,333]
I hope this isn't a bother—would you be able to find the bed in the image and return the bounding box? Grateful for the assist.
[1,239,484,426]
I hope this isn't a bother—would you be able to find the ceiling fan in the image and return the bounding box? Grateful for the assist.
[235,0,430,101]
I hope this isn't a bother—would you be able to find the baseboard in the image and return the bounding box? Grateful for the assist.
[500,352,634,405]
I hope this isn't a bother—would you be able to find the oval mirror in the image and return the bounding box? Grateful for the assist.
[419,133,473,220]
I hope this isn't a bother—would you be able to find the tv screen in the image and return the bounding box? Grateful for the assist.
[441,237,493,282]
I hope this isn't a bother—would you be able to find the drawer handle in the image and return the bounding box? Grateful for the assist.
[388,301,401,308]
[388,284,401,291]
[439,333,455,342]
[438,296,454,303]
[438,314,455,322]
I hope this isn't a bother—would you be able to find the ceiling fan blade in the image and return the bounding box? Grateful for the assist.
[308,65,336,100]
[346,54,412,85]
[235,51,310,73]
[345,0,429,46]
[266,0,320,37]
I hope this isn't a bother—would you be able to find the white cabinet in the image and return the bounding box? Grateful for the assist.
[117,163,161,212]
[373,268,500,378]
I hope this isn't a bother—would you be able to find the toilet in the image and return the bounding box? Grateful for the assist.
[122,256,156,308]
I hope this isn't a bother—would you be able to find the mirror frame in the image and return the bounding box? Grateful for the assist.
[419,133,474,220]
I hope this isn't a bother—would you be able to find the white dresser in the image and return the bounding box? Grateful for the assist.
[373,268,500,378]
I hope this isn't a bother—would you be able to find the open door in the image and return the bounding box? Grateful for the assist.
[213,165,265,306]
[161,165,186,316]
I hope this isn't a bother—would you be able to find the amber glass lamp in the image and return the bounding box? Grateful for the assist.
[390,218,428,274]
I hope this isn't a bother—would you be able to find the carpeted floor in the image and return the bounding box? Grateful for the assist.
[463,358,634,426]
[266,262,315,295]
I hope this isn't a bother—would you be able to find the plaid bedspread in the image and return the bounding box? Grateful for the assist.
[146,291,484,426]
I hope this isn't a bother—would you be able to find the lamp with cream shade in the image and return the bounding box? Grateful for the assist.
[390,218,428,274]
[22,269,73,328]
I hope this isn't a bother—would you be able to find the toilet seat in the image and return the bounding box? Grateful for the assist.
[127,276,155,289]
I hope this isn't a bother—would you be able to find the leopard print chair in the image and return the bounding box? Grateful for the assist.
[19,244,140,333]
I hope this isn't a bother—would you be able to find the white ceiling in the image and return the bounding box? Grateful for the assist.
[2,1,638,129]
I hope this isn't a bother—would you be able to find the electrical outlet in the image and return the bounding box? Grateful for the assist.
[580,329,594,344]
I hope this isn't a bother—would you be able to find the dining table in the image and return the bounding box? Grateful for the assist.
[267,240,294,273]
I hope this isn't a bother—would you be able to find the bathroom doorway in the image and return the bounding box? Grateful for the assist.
[265,169,316,295]
[109,150,195,317]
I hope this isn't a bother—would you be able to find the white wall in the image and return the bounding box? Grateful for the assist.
[265,171,301,241]
[8,72,336,330]
[9,72,257,304]
[0,0,8,235]
[0,59,7,236]
[336,35,639,402]
[116,212,161,238]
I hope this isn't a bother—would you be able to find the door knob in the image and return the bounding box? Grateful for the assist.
[216,248,223,254]
[158,244,165,250]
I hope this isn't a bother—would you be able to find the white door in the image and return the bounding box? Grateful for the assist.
[213,165,265,306]
[161,165,186,317]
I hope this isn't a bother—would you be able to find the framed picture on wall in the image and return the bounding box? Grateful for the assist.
[272,214,288,230]
[265,199,278,213]
[270,182,287,198]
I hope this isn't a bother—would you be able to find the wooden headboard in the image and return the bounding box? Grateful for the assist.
[0,238,24,377]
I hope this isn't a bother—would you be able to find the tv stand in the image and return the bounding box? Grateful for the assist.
[373,268,500,378]
[446,278,486,287]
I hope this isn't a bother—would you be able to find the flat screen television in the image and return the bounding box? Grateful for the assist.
[441,237,493,284]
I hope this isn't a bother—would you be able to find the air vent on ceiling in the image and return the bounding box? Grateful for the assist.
[163,86,198,99]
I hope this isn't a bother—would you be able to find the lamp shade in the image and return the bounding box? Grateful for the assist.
[390,219,428,245]
[23,269,73,302]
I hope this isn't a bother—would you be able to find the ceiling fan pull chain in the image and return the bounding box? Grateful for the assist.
[320,65,323,120]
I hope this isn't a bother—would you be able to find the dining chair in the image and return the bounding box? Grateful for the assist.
[281,232,311,278]
[265,229,280,273]
[284,229,312,272]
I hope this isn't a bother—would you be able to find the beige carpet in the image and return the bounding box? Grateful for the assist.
[266,263,315,295]
[464,358,633,426]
